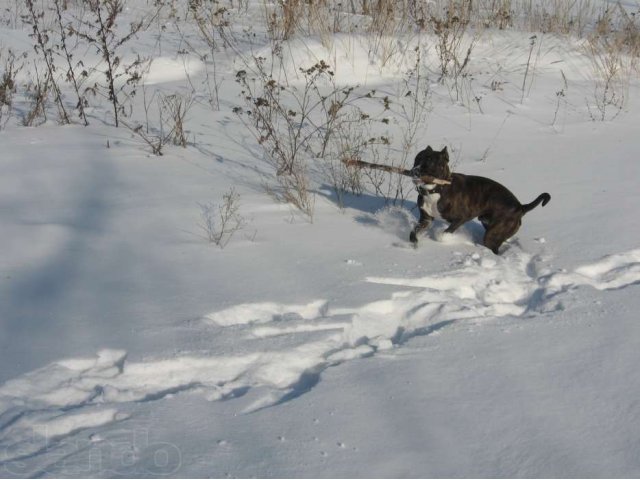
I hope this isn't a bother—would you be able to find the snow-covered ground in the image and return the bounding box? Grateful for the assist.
[1,0,640,477]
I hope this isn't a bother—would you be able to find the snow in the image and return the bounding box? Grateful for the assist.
[1,0,640,477]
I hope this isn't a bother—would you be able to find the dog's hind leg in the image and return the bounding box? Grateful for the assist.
[482,228,505,255]
[483,218,521,255]
[478,213,491,230]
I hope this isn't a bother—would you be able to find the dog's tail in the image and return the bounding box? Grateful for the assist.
[522,193,551,214]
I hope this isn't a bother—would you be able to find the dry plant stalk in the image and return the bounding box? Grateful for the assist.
[161,92,194,147]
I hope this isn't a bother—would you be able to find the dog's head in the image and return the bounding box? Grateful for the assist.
[413,146,451,180]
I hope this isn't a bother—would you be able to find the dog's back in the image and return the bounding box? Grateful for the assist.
[441,173,523,218]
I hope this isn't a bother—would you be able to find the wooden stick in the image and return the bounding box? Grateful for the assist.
[342,158,451,186]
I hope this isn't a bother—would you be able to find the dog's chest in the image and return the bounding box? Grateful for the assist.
[420,187,442,219]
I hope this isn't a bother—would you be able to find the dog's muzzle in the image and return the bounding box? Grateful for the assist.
[416,183,438,195]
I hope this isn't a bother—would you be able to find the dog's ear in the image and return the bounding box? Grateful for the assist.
[441,146,448,154]
[425,146,433,153]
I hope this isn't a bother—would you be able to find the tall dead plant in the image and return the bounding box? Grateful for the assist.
[0,50,21,129]
[585,4,638,121]
[430,0,479,102]
[23,0,70,124]
[52,0,89,125]
[74,0,147,127]
[185,0,235,110]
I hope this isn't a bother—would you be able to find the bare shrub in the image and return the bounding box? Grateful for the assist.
[429,1,480,102]
[520,0,596,36]
[481,0,513,30]
[199,187,246,248]
[398,46,431,159]
[323,117,387,209]
[265,162,316,221]
[410,0,602,38]
[121,82,165,155]
[586,37,626,121]
[185,0,237,109]
[286,0,629,45]
[617,5,640,59]
[23,64,50,127]
[23,0,70,124]
[234,53,389,219]
[233,58,327,220]
[362,142,415,206]
[123,122,165,155]
[384,45,432,205]
[189,0,234,50]
[75,0,148,127]
[364,0,404,66]
[584,4,638,122]
[263,0,303,42]
[335,45,435,209]
[52,0,89,125]
[596,2,640,62]
[324,157,363,210]
[303,0,333,48]
[161,92,194,147]
[0,50,21,129]
[123,89,193,155]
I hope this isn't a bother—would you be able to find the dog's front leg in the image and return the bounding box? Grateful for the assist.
[410,194,433,245]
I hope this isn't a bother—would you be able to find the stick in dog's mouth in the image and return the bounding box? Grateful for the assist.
[342,158,451,186]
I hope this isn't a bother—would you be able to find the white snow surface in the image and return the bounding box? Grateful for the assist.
[2,0,640,477]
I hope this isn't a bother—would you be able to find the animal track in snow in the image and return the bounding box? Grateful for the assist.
[543,249,640,295]
[2,248,640,466]
[204,300,329,326]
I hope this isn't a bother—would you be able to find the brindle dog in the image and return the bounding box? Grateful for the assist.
[409,146,551,254]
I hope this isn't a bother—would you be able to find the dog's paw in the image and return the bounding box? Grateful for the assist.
[409,231,418,245]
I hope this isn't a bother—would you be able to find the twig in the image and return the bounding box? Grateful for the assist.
[342,158,451,185]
